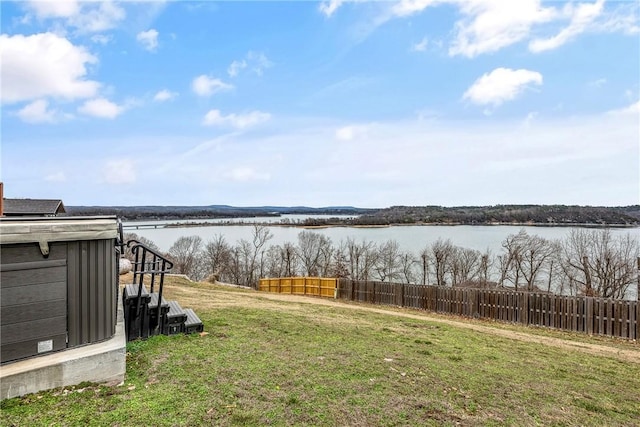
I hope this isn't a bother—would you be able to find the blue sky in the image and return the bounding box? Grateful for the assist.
[1,0,638,207]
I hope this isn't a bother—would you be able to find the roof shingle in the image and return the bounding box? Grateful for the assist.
[3,199,66,216]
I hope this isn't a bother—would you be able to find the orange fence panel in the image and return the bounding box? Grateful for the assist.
[259,277,338,298]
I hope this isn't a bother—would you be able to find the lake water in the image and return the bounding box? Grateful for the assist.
[124,215,638,254]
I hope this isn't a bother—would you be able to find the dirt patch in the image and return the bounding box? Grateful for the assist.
[164,282,640,365]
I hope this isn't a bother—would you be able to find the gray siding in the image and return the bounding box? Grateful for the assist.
[66,239,117,347]
[0,244,68,363]
[0,238,118,364]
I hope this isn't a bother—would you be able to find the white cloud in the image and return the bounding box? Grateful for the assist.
[392,0,441,17]
[449,0,556,57]
[78,97,124,119]
[90,34,112,45]
[191,75,234,97]
[16,99,59,124]
[137,29,159,52]
[248,51,272,76]
[65,1,125,33]
[103,159,136,185]
[594,2,640,35]
[606,101,640,116]
[522,111,538,129]
[45,172,67,182]
[153,89,177,102]
[0,32,100,104]
[202,110,271,129]
[411,36,429,52]
[385,0,559,57]
[529,0,604,53]
[588,78,607,88]
[25,0,80,19]
[357,0,637,58]
[228,51,273,78]
[226,167,270,182]
[463,68,543,107]
[335,125,369,141]
[389,0,557,57]
[227,60,247,77]
[15,110,636,206]
[319,0,344,17]
[24,0,125,33]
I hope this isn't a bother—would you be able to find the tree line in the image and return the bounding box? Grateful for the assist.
[124,227,639,300]
[357,205,640,226]
[73,204,639,224]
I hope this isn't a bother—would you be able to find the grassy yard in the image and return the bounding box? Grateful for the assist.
[2,279,639,426]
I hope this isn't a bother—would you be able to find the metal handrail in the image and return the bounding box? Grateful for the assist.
[126,240,174,337]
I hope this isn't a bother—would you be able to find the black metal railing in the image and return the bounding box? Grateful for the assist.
[126,239,174,338]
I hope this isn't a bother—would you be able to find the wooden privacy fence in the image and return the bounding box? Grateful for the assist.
[258,277,639,340]
[337,279,639,340]
[259,277,338,298]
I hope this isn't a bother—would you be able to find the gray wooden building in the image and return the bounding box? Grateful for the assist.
[2,198,66,217]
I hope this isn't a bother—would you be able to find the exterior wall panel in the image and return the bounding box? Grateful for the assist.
[0,244,68,363]
[66,239,117,347]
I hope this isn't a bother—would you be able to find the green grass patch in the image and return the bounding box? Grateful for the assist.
[2,285,640,426]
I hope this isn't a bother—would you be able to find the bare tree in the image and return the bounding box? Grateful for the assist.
[419,247,431,285]
[399,251,418,284]
[560,229,639,298]
[264,245,285,278]
[477,249,493,288]
[513,232,558,292]
[282,242,298,276]
[296,231,332,276]
[329,243,350,279]
[203,234,231,281]
[345,238,378,281]
[499,230,526,290]
[373,240,402,282]
[449,247,481,287]
[168,235,204,280]
[243,225,273,287]
[318,239,335,277]
[227,246,244,286]
[431,238,454,286]
[122,232,161,261]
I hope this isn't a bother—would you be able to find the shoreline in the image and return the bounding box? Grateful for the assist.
[146,221,640,230]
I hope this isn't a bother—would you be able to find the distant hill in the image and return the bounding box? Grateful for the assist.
[64,204,640,226]
[65,205,376,220]
[354,205,640,226]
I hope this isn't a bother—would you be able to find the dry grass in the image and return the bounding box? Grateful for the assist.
[2,275,639,426]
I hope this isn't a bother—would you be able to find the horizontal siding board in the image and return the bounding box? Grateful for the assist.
[0,259,66,273]
[1,299,66,325]
[1,281,66,306]
[0,242,66,264]
[0,241,69,363]
[1,316,67,345]
[1,334,67,363]
[0,265,66,288]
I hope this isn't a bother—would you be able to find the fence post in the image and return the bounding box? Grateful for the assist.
[635,301,640,340]
[373,281,377,304]
[636,257,640,340]
[585,297,593,335]
[637,257,639,302]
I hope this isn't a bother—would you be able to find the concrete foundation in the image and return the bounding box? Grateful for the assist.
[0,296,126,400]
